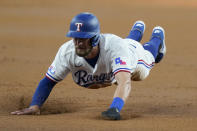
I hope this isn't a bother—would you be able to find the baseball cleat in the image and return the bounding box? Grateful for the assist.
[151,26,166,63]
[132,20,146,35]
[101,107,121,120]
[127,20,146,42]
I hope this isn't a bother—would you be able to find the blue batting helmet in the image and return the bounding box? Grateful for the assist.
[66,12,100,47]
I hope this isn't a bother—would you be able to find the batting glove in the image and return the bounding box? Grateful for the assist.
[101,107,121,120]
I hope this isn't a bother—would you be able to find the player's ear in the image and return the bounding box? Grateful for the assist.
[90,35,100,47]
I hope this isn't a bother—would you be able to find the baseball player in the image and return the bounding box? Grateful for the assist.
[11,12,166,120]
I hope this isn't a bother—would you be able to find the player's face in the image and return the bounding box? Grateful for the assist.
[74,38,93,57]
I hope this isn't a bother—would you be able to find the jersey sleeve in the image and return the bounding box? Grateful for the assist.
[110,38,137,75]
[46,44,70,82]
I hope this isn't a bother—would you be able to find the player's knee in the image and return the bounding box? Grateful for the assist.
[131,68,149,81]
[131,73,145,81]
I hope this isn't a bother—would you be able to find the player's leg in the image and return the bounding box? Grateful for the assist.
[126,20,145,42]
[131,49,155,81]
[143,26,166,63]
[131,26,166,81]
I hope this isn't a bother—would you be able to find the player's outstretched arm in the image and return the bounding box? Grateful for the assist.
[11,76,57,115]
[11,105,40,115]
[113,72,132,101]
[102,72,131,120]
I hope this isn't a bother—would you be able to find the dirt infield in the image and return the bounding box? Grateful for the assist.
[0,0,197,130]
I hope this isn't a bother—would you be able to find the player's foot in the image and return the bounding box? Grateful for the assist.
[126,20,145,42]
[101,108,121,120]
[132,20,146,35]
[150,26,166,63]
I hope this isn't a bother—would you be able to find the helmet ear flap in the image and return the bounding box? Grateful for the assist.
[91,34,100,47]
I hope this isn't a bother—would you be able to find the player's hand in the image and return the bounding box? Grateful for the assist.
[10,105,40,115]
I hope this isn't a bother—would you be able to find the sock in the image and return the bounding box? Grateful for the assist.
[143,37,161,59]
[110,97,124,112]
[126,29,142,42]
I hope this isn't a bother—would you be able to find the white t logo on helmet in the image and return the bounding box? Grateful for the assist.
[75,23,83,32]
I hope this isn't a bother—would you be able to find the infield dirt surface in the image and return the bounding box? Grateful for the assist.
[0,0,197,130]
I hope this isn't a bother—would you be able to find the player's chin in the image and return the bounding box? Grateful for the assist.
[76,50,88,57]
[76,52,86,57]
